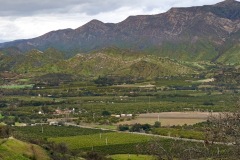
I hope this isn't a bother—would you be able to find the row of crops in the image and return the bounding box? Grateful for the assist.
[13,126,155,154]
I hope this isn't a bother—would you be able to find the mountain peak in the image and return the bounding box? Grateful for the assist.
[88,19,104,24]
[83,19,105,27]
[223,0,237,3]
[76,19,107,31]
[210,0,240,20]
[215,0,239,6]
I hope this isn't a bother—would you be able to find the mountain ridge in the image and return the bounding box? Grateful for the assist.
[0,0,240,62]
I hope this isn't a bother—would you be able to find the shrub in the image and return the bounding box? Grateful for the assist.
[118,124,129,131]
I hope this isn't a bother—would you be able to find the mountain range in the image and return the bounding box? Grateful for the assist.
[0,0,240,64]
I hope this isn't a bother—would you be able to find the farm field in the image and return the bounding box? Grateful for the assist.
[109,154,157,160]
[152,128,204,140]
[118,112,219,126]
[49,132,152,154]
[13,125,111,140]
[13,126,167,155]
[0,84,33,89]
[119,117,206,126]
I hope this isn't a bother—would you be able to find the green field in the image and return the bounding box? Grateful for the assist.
[13,126,169,155]
[13,126,111,140]
[109,154,156,160]
[49,132,151,154]
[0,84,33,89]
[152,128,204,140]
[49,132,150,149]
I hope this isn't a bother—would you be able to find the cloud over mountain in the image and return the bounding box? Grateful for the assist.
[0,0,228,42]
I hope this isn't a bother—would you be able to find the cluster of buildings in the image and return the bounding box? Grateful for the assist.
[113,114,133,118]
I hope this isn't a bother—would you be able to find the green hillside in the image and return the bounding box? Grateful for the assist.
[217,44,240,64]
[0,137,50,160]
[12,48,65,73]
[0,47,195,79]
[147,40,218,62]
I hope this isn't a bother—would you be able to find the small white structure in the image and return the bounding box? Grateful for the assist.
[126,114,133,117]
[49,121,58,126]
[121,114,126,117]
[120,114,133,117]
[72,108,75,114]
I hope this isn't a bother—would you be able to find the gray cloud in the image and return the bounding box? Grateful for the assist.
[0,0,124,16]
[0,0,81,16]
[0,0,239,42]
[0,0,230,17]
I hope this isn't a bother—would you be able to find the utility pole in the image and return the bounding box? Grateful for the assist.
[148,89,150,113]
[105,137,108,145]
[41,123,43,133]
[148,94,150,108]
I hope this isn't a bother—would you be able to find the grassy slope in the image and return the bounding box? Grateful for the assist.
[12,48,65,73]
[60,48,194,78]
[217,44,240,64]
[146,40,218,62]
[1,47,195,78]
[0,137,50,160]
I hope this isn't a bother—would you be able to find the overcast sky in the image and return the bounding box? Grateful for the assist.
[0,0,236,42]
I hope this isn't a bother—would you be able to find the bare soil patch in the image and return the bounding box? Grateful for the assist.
[118,112,219,126]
